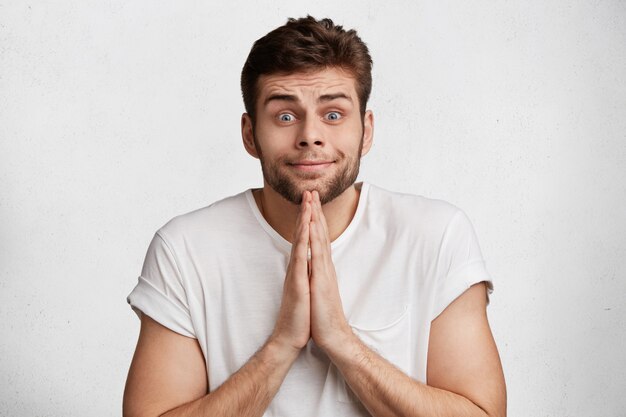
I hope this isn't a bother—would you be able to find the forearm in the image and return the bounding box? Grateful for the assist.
[328,334,490,417]
[161,338,299,417]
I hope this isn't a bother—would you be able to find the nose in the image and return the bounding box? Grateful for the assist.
[297,116,324,148]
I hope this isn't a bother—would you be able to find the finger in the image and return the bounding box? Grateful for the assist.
[310,191,318,223]
[309,206,330,273]
[297,191,310,226]
[291,191,310,247]
[313,191,330,246]
[310,192,330,255]
[305,191,312,261]
[312,191,330,245]
[293,197,311,263]
[309,217,322,272]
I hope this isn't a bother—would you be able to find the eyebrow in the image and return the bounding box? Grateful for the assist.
[318,93,352,103]
[264,94,298,105]
[264,92,353,105]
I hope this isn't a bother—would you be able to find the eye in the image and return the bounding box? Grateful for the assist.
[325,111,342,121]
[278,113,295,123]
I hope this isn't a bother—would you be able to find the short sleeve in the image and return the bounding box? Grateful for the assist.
[431,209,493,320]
[127,231,196,338]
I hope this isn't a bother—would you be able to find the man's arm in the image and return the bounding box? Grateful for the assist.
[122,314,300,417]
[123,193,314,417]
[325,282,506,417]
[307,191,506,416]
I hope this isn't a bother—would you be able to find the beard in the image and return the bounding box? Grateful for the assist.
[254,134,364,205]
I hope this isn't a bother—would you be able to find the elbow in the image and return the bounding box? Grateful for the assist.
[473,399,506,417]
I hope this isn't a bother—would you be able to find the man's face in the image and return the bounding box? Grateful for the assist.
[242,67,373,205]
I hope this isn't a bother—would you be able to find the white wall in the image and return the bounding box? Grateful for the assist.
[1,1,625,416]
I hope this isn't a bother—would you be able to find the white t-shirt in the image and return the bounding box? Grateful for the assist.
[127,182,492,416]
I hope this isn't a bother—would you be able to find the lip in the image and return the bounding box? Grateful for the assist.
[289,160,335,172]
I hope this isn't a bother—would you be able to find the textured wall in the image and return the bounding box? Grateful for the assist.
[1,1,625,416]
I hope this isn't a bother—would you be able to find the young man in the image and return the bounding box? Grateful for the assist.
[124,16,506,417]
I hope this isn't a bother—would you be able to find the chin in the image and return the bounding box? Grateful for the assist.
[282,182,354,205]
[263,160,360,205]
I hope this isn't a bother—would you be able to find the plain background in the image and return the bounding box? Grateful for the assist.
[1,1,625,416]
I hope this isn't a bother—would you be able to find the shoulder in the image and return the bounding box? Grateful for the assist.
[364,183,463,233]
[156,189,253,245]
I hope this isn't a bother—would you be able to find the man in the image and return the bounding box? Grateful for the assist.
[124,16,506,417]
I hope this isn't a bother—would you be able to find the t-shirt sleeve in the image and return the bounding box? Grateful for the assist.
[431,209,494,321]
[127,231,196,338]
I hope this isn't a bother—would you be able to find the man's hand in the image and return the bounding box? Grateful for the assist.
[308,190,353,352]
[270,189,352,355]
[269,191,313,353]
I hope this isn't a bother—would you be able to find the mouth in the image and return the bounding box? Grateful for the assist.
[288,160,335,172]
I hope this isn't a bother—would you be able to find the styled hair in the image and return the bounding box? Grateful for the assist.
[241,16,373,121]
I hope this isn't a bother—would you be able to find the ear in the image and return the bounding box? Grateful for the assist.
[360,110,374,157]
[241,113,259,159]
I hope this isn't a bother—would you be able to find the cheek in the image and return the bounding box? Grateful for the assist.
[254,127,295,159]
[334,122,364,149]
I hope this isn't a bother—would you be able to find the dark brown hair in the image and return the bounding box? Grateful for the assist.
[241,16,373,121]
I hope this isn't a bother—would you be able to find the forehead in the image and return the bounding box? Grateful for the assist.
[257,67,358,100]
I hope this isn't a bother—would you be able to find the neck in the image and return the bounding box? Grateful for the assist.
[253,183,362,244]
